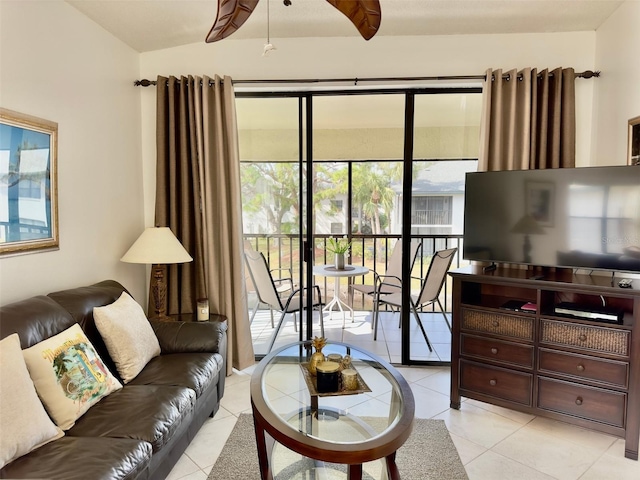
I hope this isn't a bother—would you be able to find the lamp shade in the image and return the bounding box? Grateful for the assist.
[510,215,545,235]
[121,227,192,264]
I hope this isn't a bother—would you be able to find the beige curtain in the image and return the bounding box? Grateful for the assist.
[479,68,576,171]
[155,75,254,374]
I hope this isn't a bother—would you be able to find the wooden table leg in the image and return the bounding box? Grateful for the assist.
[252,415,273,480]
[386,451,400,480]
[347,463,363,480]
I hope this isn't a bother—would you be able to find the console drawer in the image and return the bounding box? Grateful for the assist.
[540,319,629,357]
[460,360,532,406]
[462,308,534,341]
[538,348,629,388]
[537,377,626,427]
[461,334,534,368]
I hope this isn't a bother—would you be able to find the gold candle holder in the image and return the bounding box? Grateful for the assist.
[341,368,358,391]
[327,353,342,365]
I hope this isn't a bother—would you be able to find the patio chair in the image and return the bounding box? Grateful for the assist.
[350,239,422,340]
[244,249,324,353]
[244,248,294,327]
[373,247,457,351]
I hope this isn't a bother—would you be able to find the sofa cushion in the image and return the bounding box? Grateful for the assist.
[129,352,223,397]
[0,296,75,348]
[93,292,161,383]
[0,436,152,480]
[66,385,195,452]
[0,334,64,468]
[22,323,123,430]
[47,280,128,380]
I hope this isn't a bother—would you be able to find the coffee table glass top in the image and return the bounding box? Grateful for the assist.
[256,341,412,445]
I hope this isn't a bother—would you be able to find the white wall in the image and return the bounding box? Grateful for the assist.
[3,3,625,305]
[0,1,146,305]
[593,0,640,165]
[139,31,598,224]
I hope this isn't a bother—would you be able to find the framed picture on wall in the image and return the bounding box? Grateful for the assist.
[0,108,59,256]
[629,116,640,166]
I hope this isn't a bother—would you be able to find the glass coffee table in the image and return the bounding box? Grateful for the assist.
[250,341,415,480]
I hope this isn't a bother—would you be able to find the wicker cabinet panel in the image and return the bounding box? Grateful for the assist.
[461,334,534,369]
[538,377,626,428]
[460,360,532,406]
[540,319,630,357]
[461,308,534,340]
[539,348,628,388]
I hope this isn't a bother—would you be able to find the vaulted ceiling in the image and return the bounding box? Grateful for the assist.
[66,0,623,53]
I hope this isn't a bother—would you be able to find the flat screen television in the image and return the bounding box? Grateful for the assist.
[463,165,640,274]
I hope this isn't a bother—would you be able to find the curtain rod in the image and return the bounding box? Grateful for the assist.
[134,70,600,87]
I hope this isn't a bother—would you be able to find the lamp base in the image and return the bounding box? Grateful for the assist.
[150,264,168,319]
[522,234,532,264]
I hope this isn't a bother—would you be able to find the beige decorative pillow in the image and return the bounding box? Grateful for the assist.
[1,333,64,467]
[22,324,122,430]
[93,292,161,384]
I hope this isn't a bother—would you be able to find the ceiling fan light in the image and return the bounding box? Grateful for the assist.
[263,43,277,56]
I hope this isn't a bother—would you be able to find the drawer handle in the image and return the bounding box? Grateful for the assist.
[575,397,583,406]
[579,334,587,342]
[576,364,585,372]
[489,379,497,386]
[492,320,500,327]
[491,348,498,355]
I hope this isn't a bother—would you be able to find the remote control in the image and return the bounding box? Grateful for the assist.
[618,279,633,288]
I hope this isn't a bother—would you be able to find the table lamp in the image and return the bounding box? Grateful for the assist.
[121,227,193,320]
[510,214,545,264]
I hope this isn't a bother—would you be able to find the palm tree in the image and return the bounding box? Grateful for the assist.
[353,163,397,235]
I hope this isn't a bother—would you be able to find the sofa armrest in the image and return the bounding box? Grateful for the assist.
[150,319,227,355]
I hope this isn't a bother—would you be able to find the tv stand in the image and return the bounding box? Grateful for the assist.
[449,265,640,460]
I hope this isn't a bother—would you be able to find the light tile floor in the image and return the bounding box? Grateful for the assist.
[251,308,453,363]
[167,363,640,480]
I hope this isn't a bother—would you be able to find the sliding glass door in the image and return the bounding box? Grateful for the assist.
[236,96,311,355]
[312,93,406,359]
[406,91,481,363]
[237,87,481,364]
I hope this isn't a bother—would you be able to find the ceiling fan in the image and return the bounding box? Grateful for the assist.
[205,0,382,43]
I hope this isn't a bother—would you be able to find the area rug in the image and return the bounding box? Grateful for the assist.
[207,413,468,480]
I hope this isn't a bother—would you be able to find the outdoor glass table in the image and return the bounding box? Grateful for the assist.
[313,264,369,327]
[250,341,415,480]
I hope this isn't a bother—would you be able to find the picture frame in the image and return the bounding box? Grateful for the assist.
[0,108,59,256]
[525,181,554,227]
[628,115,640,166]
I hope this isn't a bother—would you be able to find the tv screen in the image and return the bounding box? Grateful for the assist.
[463,166,640,273]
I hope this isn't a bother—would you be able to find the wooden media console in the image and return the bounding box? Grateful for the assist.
[449,266,640,460]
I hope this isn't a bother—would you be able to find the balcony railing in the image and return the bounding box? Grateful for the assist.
[243,233,466,313]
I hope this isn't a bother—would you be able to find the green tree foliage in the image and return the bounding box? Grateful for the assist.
[352,163,397,234]
[241,162,301,234]
[241,160,417,236]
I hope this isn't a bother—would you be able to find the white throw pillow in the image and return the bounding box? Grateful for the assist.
[22,324,122,430]
[93,292,161,384]
[0,333,64,468]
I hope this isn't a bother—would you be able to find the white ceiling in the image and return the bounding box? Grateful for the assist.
[66,0,624,53]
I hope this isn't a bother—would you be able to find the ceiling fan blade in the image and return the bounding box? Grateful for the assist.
[205,0,260,43]
[325,0,381,40]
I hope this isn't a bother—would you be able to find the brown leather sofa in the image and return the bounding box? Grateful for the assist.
[0,280,227,480]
